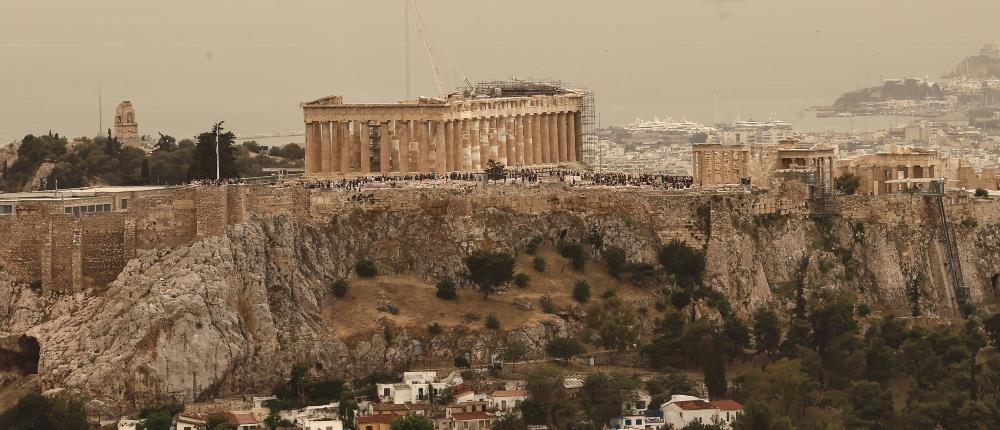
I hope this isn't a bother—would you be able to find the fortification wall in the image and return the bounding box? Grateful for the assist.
[4,183,1000,294]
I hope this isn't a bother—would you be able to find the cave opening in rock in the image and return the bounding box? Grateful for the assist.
[992,273,999,295]
[0,335,40,375]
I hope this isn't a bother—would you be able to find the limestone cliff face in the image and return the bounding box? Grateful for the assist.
[2,190,1000,412]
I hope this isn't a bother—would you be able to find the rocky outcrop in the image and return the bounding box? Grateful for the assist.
[2,190,1000,412]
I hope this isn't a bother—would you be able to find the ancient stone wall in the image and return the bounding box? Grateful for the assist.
[5,183,1000,295]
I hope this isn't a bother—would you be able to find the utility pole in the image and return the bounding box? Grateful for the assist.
[214,121,224,181]
[98,82,102,137]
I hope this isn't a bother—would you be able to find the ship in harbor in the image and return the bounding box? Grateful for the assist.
[624,115,716,134]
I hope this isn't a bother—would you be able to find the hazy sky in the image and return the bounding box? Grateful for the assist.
[1,0,997,143]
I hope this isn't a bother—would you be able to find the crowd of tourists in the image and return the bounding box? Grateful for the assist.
[583,172,693,189]
[188,178,246,186]
[190,169,694,191]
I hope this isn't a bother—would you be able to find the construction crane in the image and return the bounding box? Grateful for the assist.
[407,0,446,98]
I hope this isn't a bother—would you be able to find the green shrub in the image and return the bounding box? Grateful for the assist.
[572,280,591,303]
[28,280,42,292]
[354,260,378,278]
[514,272,530,288]
[601,288,618,300]
[540,295,557,314]
[329,279,348,297]
[604,246,628,279]
[454,356,471,368]
[465,250,515,299]
[436,278,457,300]
[485,313,500,330]
[545,338,586,361]
[427,322,443,335]
[525,236,544,255]
[463,313,481,322]
[532,256,547,272]
[835,173,861,195]
[559,242,587,271]
[975,188,989,198]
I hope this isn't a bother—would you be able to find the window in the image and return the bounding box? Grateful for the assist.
[383,388,391,397]
[636,419,642,425]
[0,204,12,215]
[120,198,129,210]
[366,426,373,430]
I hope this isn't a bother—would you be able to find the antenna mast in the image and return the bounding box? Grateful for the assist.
[98,82,103,136]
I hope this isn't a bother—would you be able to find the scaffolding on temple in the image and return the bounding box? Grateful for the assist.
[459,78,597,167]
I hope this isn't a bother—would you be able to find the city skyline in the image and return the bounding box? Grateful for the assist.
[1,0,998,143]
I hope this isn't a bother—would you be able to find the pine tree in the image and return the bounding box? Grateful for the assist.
[140,158,150,184]
[186,122,239,181]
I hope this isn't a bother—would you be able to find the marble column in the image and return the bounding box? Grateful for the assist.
[390,121,400,172]
[449,119,464,171]
[539,114,550,163]
[471,118,482,170]
[567,113,577,162]
[521,115,535,165]
[444,121,458,172]
[515,116,525,166]
[399,121,411,174]
[505,116,516,166]
[488,117,499,163]
[557,113,569,162]
[497,116,508,166]
[359,121,371,174]
[319,122,332,174]
[304,122,318,174]
[533,114,544,164]
[479,118,489,169]
[380,121,392,174]
[339,122,350,174]
[573,112,582,162]
[461,119,472,171]
[330,121,340,174]
[417,121,429,172]
[435,120,447,174]
[549,113,560,163]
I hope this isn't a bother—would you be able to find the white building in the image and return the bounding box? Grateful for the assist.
[490,390,528,412]
[661,395,743,430]
[174,414,207,430]
[609,392,665,430]
[302,418,344,430]
[609,414,665,430]
[376,371,462,404]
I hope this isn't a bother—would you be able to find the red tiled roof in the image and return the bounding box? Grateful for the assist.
[452,411,495,421]
[491,390,528,398]
[358,415,399,424]
[672,400,715,411]
[225,411,259,425]
[710,400,743,411]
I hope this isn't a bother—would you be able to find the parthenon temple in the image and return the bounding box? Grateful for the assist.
[300,83,585,177]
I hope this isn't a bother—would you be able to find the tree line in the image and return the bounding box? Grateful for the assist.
[0,125,303,192]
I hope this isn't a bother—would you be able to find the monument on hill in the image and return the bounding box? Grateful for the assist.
[114,101,141,147]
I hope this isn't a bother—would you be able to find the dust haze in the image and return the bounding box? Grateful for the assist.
[0,0,996,142]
